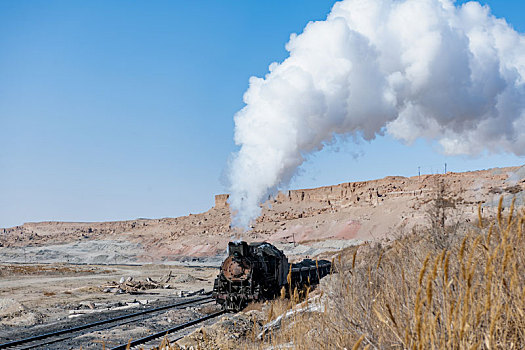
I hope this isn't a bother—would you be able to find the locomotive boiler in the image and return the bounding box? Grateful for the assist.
[212,241,331,311]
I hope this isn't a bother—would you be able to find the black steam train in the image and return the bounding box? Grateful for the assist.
[212,241,331,311]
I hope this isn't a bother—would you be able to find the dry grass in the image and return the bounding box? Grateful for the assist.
[252,199,525,349]
[158,198,524,350]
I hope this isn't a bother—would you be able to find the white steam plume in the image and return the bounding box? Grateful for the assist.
[229,0,525,227]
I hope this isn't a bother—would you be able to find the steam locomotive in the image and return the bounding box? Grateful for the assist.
[212,241,331,311]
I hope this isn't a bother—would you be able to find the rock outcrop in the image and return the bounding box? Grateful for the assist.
[1,165,524,262]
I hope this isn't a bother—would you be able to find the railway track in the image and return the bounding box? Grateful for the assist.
[110,310,226,350]
[0,295,214,350]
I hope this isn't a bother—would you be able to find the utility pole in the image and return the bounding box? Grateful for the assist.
[444,163,447,174]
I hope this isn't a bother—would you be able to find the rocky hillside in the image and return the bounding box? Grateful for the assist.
[1,165,524,263]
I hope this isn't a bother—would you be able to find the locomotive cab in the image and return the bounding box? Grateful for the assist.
[228,241,249,257]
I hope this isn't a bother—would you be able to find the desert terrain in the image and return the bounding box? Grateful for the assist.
[0,165,524,348]
[2,165,524,263]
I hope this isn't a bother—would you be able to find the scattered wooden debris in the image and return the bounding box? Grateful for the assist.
[100,272,205,295]
[175,289,205,298]
[68,299,153,318]
[161,271,173,283]
[100,276,168,294]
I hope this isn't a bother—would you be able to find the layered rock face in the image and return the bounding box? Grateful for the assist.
[1,165,524,262]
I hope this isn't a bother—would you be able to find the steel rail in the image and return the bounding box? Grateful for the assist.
[110,310,226,350]
[0,295,212,350]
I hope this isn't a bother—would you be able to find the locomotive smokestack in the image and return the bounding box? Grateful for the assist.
[228,0,525,228]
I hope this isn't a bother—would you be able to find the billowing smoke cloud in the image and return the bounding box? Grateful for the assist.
[229,0,525,227]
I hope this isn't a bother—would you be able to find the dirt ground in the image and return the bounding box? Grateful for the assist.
[0,262,218,347]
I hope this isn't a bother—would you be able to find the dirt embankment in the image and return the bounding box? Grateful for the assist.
[1,165,524,263]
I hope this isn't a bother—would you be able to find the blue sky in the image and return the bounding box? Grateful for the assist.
[1,0,524,228]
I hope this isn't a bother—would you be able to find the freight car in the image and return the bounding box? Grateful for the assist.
[212,241,331,311]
